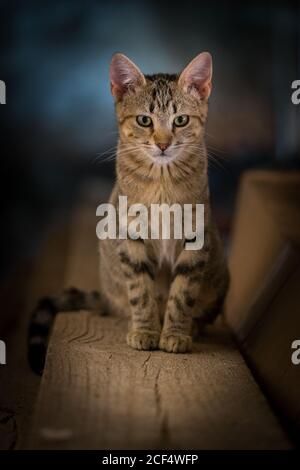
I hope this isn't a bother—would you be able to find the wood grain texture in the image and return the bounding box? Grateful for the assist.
[0,216,70,449]
[226,170,300,334]
[27,314,290,449]
[26,201,291,449]
[225,171,300,443]
[244,253,300,443]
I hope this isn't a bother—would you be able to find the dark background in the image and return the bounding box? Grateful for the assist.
[0,0,299,279]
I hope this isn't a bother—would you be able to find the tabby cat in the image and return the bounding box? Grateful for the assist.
[28,52,229,373]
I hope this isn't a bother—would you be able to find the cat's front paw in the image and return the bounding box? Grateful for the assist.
[159,332,192,353]
[127,330,160,351]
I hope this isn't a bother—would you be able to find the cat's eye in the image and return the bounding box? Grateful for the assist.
[174,115,189,127]
[136,115,152,127]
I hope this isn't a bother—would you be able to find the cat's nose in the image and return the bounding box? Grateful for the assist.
[157,142,170,152]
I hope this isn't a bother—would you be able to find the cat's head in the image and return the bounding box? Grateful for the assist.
[110,52,212,165]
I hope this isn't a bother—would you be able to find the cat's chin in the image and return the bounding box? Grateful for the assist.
[149,155,175,165]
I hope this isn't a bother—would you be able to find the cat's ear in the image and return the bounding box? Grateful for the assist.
[110,53,146,101]
[178,52,212,100]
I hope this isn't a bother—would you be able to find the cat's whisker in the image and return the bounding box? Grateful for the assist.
[91,144,120,164]
[180,148,221,172]
[93,144,146,165]
[178,143,229,170]
[206,147,229,162]
[206,142,228,155]
[205,131,220,141]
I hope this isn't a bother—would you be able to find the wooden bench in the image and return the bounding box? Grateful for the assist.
[226,171,300,443]
[25,192,291,449]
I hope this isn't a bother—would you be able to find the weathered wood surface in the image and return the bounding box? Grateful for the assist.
[226,171,300,443]
[27,200,291,449]
[226,170,300,334]
[0,216,70,449]
[245,259,300,442]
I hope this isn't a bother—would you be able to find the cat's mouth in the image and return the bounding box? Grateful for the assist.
[152,154,175,165]
[147,147,177,165]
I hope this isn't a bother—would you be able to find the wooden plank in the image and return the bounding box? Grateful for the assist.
[26,202,291,449]
[0,216,70,450]
[243,255,300,443]
[27,314,290,450]
[226,170,300,333]
[0,181,113,449]
[225,172,285,332]
[236,243,299,342]
[225,171,300,442]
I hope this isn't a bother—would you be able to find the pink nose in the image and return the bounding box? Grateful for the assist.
[157,142,170,152]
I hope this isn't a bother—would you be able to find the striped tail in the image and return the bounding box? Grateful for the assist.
[28,287,102,374]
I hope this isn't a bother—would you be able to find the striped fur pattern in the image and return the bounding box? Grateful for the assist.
[28,52,229,373]
[100,52,229,353]
[28,288,102,374]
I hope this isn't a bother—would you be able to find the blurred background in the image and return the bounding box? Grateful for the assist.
[0,0,299,278]
[1,1,300,450]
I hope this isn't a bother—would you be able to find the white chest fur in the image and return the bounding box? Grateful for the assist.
[158,238,177,269]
